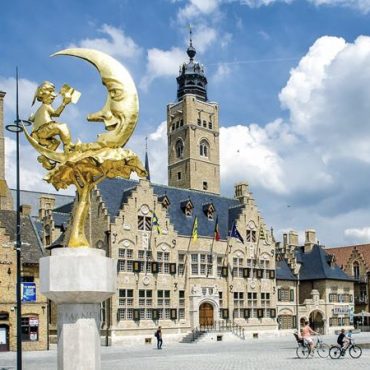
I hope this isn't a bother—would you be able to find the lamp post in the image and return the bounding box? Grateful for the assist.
[5,68,31,370]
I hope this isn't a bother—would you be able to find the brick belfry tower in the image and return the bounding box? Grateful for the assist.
[167,31,220,194]
[0,91,13,210]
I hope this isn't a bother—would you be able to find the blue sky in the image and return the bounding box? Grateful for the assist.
[2,0,370,246]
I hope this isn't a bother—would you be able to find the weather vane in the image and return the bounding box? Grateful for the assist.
[23,48,147,248]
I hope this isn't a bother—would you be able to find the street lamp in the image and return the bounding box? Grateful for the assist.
[5,68,31,370]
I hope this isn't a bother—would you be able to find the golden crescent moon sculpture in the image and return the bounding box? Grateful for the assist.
[53,48,139,149]
[24,48,147,248]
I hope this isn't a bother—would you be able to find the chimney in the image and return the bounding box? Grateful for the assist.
[288,230,299,247]
[39,195,56,219]
[20,204,32,216]
[304,229,316,253]
[234,182,249,204]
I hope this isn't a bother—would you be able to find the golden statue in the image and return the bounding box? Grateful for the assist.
[24,49,147,248]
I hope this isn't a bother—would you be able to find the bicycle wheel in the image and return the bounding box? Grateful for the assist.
[329,346,341,359]
[317,343,330,358]
[349,345,362,359]
[296,346,310,359]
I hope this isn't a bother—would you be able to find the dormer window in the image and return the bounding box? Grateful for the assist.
[202,203,215,220]
[176,139,184,158]
[180,199,193,216]
[158,195,171,210]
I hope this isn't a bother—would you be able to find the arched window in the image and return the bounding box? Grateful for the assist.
[199,139,209,158]
[175,139,184,158]
[353,261,360,280]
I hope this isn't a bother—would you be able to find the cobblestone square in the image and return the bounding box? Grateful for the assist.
[0,333,369,370]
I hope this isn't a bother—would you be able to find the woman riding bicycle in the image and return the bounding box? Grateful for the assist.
[302,321,319,353]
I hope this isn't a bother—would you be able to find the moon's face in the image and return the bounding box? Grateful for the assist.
[97,77,127,130]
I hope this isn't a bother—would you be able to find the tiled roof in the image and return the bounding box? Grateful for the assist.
[52,212,70,229]
[276,259,297,281]
[97,178,242,240]
[326,244,370,272]
[53,202,74,214]
[0,210,44,263]
[296,245,353,281]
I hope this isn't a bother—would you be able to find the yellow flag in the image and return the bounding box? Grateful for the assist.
[192,216,198,242]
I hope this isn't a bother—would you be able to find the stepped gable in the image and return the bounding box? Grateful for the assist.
[96,178,241,240]
[326,244,370,271]
[0,210,44,263]
[296,245,353,281]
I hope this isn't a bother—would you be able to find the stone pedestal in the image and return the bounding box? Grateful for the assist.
[40,248,116,370]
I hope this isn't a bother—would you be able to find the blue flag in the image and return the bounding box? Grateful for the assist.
[229,222,244,243]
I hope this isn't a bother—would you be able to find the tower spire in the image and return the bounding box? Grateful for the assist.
[187,24,196,61]
[176,26,207,101]
[145,137,151,181]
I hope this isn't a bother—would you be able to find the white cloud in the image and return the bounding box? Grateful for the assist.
[220,123,287,194]
[0,77,38,120]
[192,25,217,53]
[140,47,185,90]
[240,0,370,13]
[177,0,221,21]
[279,35,370,164]
[68,24,142,60]
[241,0,293,7]
[279,36,346,136]
[344,227,370,243]
[149,121,167,142]
[212,63,232,82]
[309,0,370,14]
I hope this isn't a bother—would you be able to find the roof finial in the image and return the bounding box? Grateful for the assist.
[189,24,193,47]
[145,136,151,181]
[187,24,196,61]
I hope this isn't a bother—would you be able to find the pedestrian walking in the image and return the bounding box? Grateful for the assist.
[155,326,163,349]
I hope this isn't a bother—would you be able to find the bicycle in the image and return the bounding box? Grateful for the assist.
[329,338,362,359]
[294,333,330,358]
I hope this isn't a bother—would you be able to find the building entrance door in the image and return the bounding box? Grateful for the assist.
[0,325,9,352]
[199,302,213,327]
[309,310,324,334]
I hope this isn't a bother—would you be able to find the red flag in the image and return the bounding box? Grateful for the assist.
[214,216,220,241]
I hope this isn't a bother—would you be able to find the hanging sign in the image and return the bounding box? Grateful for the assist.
[21,282,36,302]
